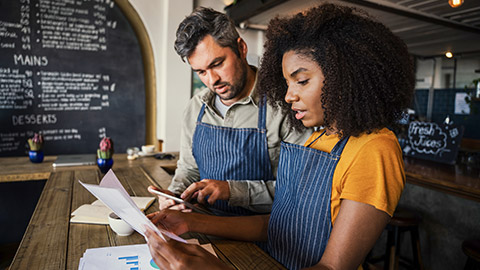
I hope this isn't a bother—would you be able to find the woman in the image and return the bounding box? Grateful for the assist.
[145,3,415,270]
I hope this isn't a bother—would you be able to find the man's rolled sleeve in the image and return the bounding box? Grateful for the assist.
[228,180,276,213]
[227,180,249,206]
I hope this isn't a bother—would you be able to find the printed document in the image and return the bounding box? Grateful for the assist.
[79,169,186,243]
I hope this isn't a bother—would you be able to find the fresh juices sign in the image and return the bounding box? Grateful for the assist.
[403,121,463,164]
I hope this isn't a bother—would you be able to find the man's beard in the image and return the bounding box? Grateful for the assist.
[213,64,248,101]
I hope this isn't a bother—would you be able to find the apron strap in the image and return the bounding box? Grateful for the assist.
[257,96,267,130]
[197,103,207,122]
[305,131,350,156]
[330,136,350,155]
[306,130,327,148]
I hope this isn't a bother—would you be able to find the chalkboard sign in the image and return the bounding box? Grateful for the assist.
[0,0,146,157]
[403,121,464,164]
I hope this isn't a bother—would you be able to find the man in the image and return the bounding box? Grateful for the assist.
[149,7,310,215]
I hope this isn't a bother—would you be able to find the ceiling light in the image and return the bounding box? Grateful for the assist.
[448,0,464,8]
[445,51,453,58]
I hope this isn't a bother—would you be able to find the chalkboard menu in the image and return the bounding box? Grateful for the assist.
[403,121,464,165]
[0,0,146,157]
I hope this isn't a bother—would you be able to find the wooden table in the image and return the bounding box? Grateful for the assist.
[3,154,284,269]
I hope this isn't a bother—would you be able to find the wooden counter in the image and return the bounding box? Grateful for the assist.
[4,154,478,202]
[0,153,178,184]
[405,156,480,202]
[2,154,284,270]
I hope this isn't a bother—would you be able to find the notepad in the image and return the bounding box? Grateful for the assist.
[71,196,155,225]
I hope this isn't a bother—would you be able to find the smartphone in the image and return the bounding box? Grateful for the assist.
[148,187,212,215]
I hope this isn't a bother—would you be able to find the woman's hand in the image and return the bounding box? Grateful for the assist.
[147,210,191,236]
[145,227,230,270]
[148,186,190,211]
[181,179,230,205]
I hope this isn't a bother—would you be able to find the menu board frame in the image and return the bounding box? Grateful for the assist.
[116,0,155,147]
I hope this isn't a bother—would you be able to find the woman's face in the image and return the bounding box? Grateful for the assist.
[282,50,326,128]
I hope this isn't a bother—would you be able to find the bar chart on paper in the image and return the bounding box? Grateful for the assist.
[78,244,160,270]
[118,255,142,270]
[117,255,160,269]
[77,239,215,269]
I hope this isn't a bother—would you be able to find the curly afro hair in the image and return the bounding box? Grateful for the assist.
[258,3,415,138]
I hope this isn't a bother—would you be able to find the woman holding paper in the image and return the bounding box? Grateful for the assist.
[145,3,414,269]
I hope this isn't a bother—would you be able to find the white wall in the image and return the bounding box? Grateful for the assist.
[416,56,480,89]
[456,58,480,88]
[195,0,266,65]
[129,0,193,151]
[129,0,263,151]
[416,58,436,89]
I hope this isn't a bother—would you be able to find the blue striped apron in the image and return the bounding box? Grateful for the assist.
[192,98,275,216]
[268,132,349,269]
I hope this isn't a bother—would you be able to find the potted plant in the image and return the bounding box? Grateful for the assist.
[464,78,480,114]
[28,133,44,163]
[97,137,114,173]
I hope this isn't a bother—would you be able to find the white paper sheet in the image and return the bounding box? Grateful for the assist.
[78,242,217,270]
[79,170,186,243]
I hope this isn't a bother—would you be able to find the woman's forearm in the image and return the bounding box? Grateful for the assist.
[188,213,270,242]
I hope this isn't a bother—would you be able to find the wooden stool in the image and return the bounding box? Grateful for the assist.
[365,208,424,270]
[462,239,480,270]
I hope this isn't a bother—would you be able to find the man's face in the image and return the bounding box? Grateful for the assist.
[188,35,248,106]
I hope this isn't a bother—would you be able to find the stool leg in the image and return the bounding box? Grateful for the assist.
[393,227,402,270]
[385,227,394,270]
[410,226,423,270]
[385,226,400,270]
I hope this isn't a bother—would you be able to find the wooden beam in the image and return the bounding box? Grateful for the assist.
[340,0,480,35]
[225,0,289,25]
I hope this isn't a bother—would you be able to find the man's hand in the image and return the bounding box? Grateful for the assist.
[181,179,230,205]
[148,186,189,211]
[145,227,229,270]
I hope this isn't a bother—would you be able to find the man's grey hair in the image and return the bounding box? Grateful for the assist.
[174,7,240,62]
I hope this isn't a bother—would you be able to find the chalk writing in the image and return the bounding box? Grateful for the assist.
[0,68,34,109]
[37,71,111,111]
[37,0,108,51]
[403,121,464,164]
[13,54,48,66]
[12,114,57,126]
[0,0,145,156]
[0,128,82,153]
[408,122,448,155]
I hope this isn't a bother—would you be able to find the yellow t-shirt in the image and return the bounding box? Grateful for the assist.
[304,128,405,225]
